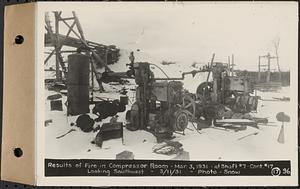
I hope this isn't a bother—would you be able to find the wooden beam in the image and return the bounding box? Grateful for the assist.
[58,17,75,21]
[65,21,76,38]
[44,49,55,65]
[54,12,62,81]
[60,17,82,40]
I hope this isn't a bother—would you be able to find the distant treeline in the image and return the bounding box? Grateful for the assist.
[246,71,290,86]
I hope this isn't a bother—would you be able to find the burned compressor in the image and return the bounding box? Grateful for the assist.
[125,63,189,139]
[191,62,259,123]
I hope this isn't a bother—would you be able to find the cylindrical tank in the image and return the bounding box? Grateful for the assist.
[120,96,128,105]
[67,53,90,115]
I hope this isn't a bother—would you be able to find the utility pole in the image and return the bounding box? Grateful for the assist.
[258,53,277,83]
[266,53,271,83]
[228,56,231,76]
[258,56,261,83]
[231,54,235,76]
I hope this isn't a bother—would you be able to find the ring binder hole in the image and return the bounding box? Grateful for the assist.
[14,35,24,44]
[13,148,23,158]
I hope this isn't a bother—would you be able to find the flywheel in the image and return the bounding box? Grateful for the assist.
[181,94,196,119]
[172,109,189,132]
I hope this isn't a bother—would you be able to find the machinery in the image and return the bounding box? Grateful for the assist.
[100,55,258,139]
[67,50,258,139]
[184,62,258,124]
[123,63,190,139]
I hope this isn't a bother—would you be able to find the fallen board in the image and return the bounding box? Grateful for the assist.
[215,119,256,126]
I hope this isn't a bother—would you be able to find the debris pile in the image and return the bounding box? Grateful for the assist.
[152,141,183,155]
[92,98,127,122]
[94,122,123,148]
[116,150,134,160]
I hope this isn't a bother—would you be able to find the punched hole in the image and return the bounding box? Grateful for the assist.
[14,35,24,44]
[13,148,23,157]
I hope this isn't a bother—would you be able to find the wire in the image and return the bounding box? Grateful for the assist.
[148,63,170,79]
[133,49,171,79]
[190,121,202,134]
[127,97,133,105]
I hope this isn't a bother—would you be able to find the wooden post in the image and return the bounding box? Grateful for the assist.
[228,56,231,76]
[106,48,108,65]
[266,53,271,83]
[54,12,62,82]
[231,54,234,76]
[258,56,261,83]
[206,53,215,82]
[275,46,281,83]
[90,53,94,101]
[276,55,281,83]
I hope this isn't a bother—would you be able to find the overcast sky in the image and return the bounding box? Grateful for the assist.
[48,2,298,71]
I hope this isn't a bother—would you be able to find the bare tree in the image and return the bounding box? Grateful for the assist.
[273,37,281,82]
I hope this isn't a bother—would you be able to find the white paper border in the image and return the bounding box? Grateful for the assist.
[35,1,298,186]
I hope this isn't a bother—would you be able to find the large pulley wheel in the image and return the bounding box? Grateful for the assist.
[173,110,189,132]
[181,94,196,119]
[196,82,213,102]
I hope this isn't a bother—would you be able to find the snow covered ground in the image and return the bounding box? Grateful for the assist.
[45,50,295,161]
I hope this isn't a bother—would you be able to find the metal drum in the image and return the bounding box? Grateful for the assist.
[67,53,90,115]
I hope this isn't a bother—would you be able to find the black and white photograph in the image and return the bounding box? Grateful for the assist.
[38,1,298,186]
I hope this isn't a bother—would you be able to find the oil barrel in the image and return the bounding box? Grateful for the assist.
[67,53,90,115]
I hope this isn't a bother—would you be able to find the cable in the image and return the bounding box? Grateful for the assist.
[133,49,171,79]
[190,121,202,134]
[148,63,170,79]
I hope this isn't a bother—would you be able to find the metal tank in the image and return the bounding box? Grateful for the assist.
[67,53,90,115]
